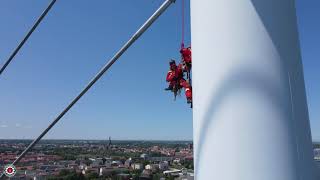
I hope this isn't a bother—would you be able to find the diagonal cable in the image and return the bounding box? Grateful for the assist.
[0,0,57,76]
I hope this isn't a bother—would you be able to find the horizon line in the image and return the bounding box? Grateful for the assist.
[0,138,193,142]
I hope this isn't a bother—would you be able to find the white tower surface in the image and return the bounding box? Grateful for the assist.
[190,0,315,180]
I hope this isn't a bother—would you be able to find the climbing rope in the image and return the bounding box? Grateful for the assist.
[181,0,185,49]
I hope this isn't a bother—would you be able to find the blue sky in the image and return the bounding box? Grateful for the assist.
[296,0,320,141]
[0,0,318,141]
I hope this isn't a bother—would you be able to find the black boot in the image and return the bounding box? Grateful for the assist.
[165,86,173,91]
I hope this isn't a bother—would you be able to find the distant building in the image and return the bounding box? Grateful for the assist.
[140,169,152,180]
[145,164,159,172]
[151,146,160,151]
[108,137,112,146]
[147,156,174,162]
[90,158,103,167]
[82,167,99,175]
[99,167,113,176]
[145,164,152,170]
[105,137,112,149]
[131,163,143,170]
[173,158,181,164]
[163,169,182,175]
[314,148,320,160]
[140,153,149,159]
[105,160,112,168]
[99,167,127,176]
[68,163,78,169]
[124,158,132,167]
[159,161,169,170]
[111,160,122,167]
[79,163,87,170]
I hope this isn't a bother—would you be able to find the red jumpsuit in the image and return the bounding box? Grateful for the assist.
[180,79,192,102]
[180,47,192,64]
[166,70,176,88]
[166,64,183,88]
[166,62,192,103]
[180,47,192,74]
[176,64,183,79]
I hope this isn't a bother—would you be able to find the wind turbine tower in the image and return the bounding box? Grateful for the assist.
[190,0,316,179]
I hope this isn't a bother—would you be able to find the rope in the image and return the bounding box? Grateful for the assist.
[181,0,185,49]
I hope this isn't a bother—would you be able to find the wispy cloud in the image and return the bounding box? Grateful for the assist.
[24,125,32,129]
[0,122,32,129]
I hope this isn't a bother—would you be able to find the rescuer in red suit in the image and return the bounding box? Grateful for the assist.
[180,46,192,72]
[180,78,192,104]
[165,59,192,105]
[165,60,183,91]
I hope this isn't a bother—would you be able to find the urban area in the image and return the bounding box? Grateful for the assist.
[1,139,320,180]
[0,138,194,180]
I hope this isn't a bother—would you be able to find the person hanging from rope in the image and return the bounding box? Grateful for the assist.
[165,59,192,105]
[179,0,191,81]
[179,78,192,104]
[180,46,192,80]
[163,0,192,107]
[165,59,183,99]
